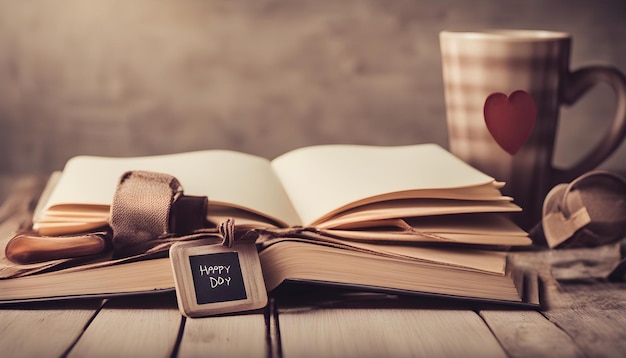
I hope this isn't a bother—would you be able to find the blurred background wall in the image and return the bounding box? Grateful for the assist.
[0,0,625,174]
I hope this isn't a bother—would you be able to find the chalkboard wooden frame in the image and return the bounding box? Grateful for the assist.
[169,238,268,318]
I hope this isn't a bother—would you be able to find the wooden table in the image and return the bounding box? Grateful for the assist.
[1,175,626,358]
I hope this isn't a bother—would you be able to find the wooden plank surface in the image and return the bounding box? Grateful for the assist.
[0,175,43,244]
[277,306,507,358]
[480,310,585,358]
[542,282,626,358]
[67,293,182,358]
[0,299,102,357]
[0,175,105,357]
[177,310,268,358]
[509,246,626,358]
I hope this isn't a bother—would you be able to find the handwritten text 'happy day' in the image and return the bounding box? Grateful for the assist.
[199,265,232,288]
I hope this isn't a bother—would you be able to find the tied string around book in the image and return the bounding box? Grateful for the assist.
[5,170,254,268]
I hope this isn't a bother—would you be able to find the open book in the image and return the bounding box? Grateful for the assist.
[33,144,529,247]
[0,144,537,305]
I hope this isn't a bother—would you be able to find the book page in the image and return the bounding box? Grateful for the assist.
[342,241,508,274]
[271,144,497,226]
[321,229,532,246]
[38,150,301,229]
[260,241,521,301]
[315,200,520,229]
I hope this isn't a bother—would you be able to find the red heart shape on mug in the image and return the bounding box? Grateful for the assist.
[483,90,537,155]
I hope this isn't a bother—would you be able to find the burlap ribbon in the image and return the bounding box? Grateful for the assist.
[110,170,214,257]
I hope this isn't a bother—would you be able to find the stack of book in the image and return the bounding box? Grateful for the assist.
[0,144,538,306]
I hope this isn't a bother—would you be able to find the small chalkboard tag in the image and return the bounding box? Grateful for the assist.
[169,238,267,318]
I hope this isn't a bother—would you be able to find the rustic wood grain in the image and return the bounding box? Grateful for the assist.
[0,300,102,357]
[278,307,507,358]
[480,310,585,358]
[541,282,626,358]
[177,310,268,358]
[0,176,104,357]
[67,294,182,357]
[0,174,74,279]
[268,298,281,358]
[508,244,626,357]
[0,175,43,239]
[545,306,626,358]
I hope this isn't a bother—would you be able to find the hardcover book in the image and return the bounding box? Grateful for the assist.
[0,144,538,306]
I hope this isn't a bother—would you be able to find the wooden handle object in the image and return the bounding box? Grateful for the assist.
[5,233,108,265]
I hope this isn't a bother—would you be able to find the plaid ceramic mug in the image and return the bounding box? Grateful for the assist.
[440,30,626,229]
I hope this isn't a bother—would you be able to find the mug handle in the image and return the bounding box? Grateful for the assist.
[553,66,626,183]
